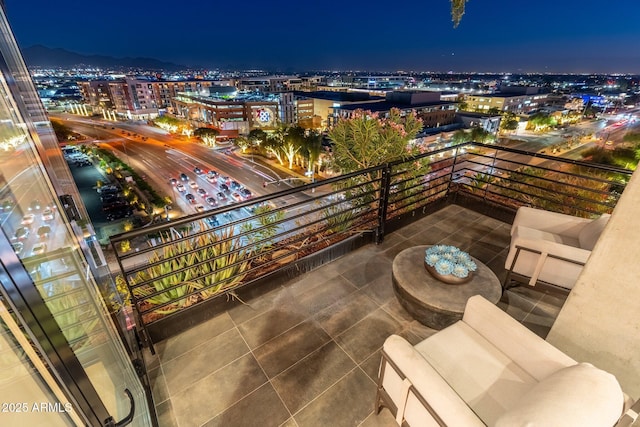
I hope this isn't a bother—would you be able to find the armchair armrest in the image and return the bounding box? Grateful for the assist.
[509,234,591,265]
[512,207,591,239]
[381,335,485,426]
[616,398,640,427]
[506,232,591,288]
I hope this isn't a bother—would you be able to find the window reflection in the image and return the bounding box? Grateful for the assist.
[1,73,68,261]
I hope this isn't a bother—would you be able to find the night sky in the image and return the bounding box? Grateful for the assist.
[5,0,640,73]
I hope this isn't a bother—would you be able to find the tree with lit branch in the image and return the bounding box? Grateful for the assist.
[194,127,220,147]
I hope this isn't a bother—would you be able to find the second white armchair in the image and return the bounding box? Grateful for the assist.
[504,206,610,291]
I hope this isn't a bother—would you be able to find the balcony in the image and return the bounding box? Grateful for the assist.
[146,204,576,426]
[114,143,631,426]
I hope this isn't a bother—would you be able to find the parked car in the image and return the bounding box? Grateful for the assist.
[103,201,129,211]
[185,193,196,204]
[12,241,23,255]
[193,167,203,175]
[180,173,189,181]
[41,207,55,221]
[230,180,242,190]
[219,183,229,193]
[216,192,227,202]
[14,226,30,241]
[206,170,219,178]
[31,243,47,256]
[188,180,199,189]
[194,204,205,213]
[169,177,178,185]
[105,207,133,221]
[218,176,231,186]
[240,188,253,199]
[101,193,119,203]
[100,185,119,194]
[36,225,51,239]
[205,216,219,227]
[231,192,242,202]
[21,214,36,226]
[176,183,186,192]
[197,188,208,198]
[205,197,217,207]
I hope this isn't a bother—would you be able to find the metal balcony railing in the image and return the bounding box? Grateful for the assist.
[109,142,632,347]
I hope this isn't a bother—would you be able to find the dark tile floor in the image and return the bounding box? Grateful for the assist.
[145,204,567,427]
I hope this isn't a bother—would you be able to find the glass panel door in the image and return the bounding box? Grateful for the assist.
[0,6,153,424]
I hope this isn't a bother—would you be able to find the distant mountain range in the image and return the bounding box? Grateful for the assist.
[21,45,187,71]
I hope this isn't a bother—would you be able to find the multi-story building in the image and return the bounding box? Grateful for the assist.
[0,5,155,425]
[172,93,281,134]
[150,79,233,109]
[465,90,549,114]
[331,91,458,130]
[237,76,304,93]
[294,90,384,129]
[77,77,228,120]
[342,75,416,90]
[278,91,296,124]
[78,80,114,110]
[457,111,502,134]
[300,75,325,90]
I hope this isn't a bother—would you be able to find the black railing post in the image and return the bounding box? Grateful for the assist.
[376,163,392,244]
[446,144,465,196]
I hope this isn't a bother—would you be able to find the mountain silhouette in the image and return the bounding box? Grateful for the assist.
[21,45,186,71]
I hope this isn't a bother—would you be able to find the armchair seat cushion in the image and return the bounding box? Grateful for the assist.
[415,321,537,425]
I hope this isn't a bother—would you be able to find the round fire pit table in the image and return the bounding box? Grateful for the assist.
[392,245,502,330]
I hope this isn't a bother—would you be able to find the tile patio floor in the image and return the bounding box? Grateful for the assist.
[145,204,568,427]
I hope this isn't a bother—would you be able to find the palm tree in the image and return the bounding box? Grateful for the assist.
[281,126,304,170]
[264,129,285,166]
[301,131,323,176]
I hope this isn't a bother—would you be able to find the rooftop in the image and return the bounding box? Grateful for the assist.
[333,99,455,112]
[147,204,567,427]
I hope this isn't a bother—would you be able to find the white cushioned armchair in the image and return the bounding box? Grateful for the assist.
[504,206,611,290]
[376,295,634,427]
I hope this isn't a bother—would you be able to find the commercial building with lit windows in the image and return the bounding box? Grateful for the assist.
[465,89,549,114]
[331,91,458,129]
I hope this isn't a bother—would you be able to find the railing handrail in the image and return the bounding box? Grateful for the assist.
[109,141,633,345]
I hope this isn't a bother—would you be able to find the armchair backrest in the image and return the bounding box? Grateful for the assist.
[511,207,592,239]
[577,213,611,250]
